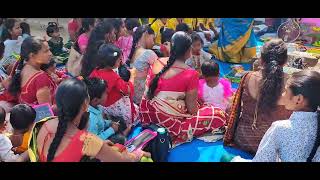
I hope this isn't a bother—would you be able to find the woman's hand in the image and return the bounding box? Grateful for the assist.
[111,122,120,132]
[104,140,114,146]
[129,68,136,83]
[132,149,151,161]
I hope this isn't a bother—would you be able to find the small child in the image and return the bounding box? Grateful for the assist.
[117,18,140,63]
[0,106,29,162]
[84,77,131,145]
[159,27,175,57]
[186,33,212,73]
[20,22,31,39]
[9,104,36,154]
[198,61,233,111]
[46,22,68,63]
[176,23,192,34]
[40,58,69,85]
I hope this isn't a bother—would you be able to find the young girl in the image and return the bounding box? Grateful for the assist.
[158,27,175,57]
[80,20,116,78]
[116,18,140,63]
[229,70,320,162]
[89,43,138,127]
[77,18,96,54]
[198,61,233,111]
[186,33,212,73]
[0,106,29,162]
[46,22,68,63]
[20,22,31,39]
[0,18,23,70]
[40,58,69,85]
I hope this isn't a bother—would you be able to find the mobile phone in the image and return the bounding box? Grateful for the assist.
[125,129,157,153]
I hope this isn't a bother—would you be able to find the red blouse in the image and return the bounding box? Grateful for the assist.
[90,69,134,107]
[147,68,199,95]
[19,71,57,105]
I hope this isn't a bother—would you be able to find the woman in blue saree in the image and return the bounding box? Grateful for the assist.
[209,18,257,63]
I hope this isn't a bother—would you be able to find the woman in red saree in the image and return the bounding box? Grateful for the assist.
[8,36,56,106]
[29,78,149,162]
[140,32,226,146]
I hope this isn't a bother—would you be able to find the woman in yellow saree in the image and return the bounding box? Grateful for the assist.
[209,18,257,63]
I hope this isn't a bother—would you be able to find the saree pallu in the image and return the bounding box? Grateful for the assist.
[209,18,257,63]
[28,117,104,162]
[140,91,226,146]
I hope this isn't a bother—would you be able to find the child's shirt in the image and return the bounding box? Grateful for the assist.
[0,134,20,162]
[1,36,24,67]
[88,105,115,140]
[48,37,64,56]
[90,69,133,107]
[186,49,212,70]
[78,33,89,54]
[198,79,232,111]
[114,35,133,63]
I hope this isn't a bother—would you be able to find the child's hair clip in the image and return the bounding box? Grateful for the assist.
[114,52,118,57]
[48,22,58,27]
[133,27,138,32]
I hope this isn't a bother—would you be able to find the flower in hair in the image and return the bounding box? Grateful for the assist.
[133,27,138,32]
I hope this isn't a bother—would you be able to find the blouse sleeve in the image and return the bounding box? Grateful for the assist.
[186,70,200,92]
[78,35,88,54]
[82,132,104,157]
[252,122,280,162]
[0,135,20,162]
[34,73,52,91]
[115,77,130,95]
[146,50,158,66]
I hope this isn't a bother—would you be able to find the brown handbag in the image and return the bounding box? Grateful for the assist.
[223,72,251,146]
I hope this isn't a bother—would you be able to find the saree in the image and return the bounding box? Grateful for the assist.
[140,90,226,146]
[28,117,104,162]
[209,18,257,63]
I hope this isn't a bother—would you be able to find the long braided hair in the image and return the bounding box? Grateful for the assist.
[258,39,288,112]
[80,21,114,77]
[8,36,46,96]
[288,70,320,162]
[47,78,89,162]
[126,25,154,65]
[73,18,96,54]
[147,31,192,99]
